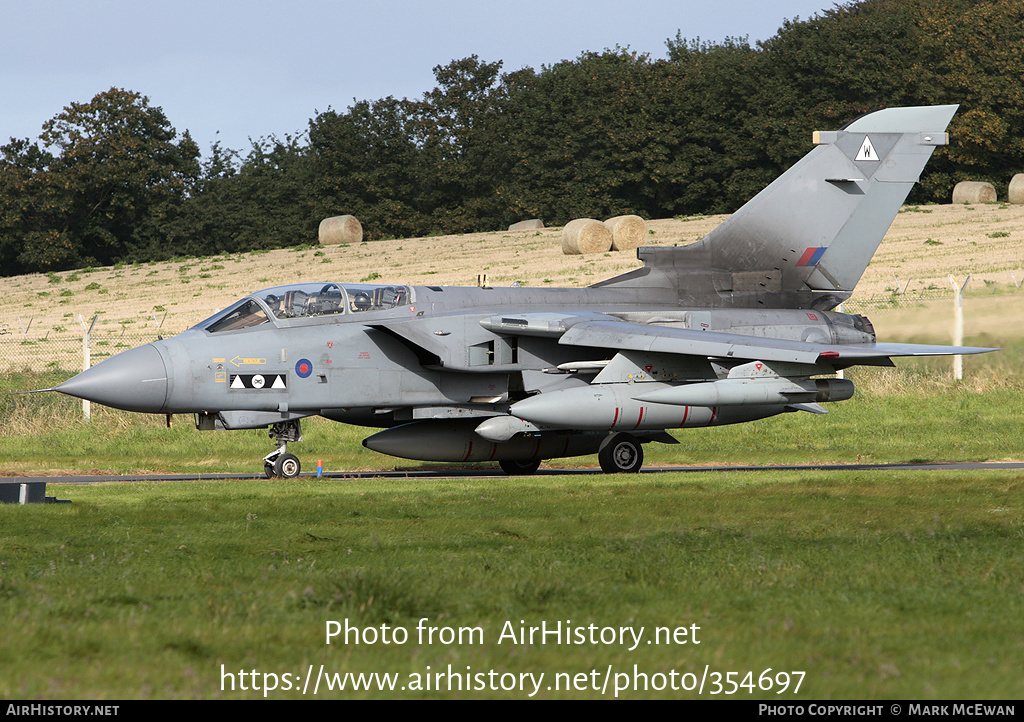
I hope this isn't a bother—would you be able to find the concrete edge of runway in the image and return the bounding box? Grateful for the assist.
[4,461,1024,485]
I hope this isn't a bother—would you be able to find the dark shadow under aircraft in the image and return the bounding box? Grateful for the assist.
[50,105,995,476]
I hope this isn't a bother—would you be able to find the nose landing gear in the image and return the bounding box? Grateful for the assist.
[264,420,303,478]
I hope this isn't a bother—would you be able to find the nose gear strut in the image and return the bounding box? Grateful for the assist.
[264,419,303,478]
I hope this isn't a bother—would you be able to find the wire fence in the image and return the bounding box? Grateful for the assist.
[1,329,184,395]
[844,280,1023,311]
[842,289,952,312]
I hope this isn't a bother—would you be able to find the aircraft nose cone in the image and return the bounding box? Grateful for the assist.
[56,343,170,413]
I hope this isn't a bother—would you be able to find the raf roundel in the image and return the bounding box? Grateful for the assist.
[295,359,313,379]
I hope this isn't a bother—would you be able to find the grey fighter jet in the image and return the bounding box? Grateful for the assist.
[52,105,995,476]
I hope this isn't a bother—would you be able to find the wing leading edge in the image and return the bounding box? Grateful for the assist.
[556,319,998,367]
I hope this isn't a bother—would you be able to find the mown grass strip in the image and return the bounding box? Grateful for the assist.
[1,471,1021,698]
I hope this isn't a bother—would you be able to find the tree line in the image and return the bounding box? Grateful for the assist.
[2,0,1022,275]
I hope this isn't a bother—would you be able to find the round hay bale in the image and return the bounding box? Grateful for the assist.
[508,219,545,231]
[604,215,646,251]
[952,181,997,205]
[1008,174,1024,205]
[318,215,363,245]
[561,218,612,255]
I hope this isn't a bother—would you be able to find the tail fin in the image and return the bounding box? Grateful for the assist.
[595,105,958,309]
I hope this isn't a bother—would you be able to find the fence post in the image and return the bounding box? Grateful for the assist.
[948,275,970,381]
[893,276,911,294]
[79,314,98,420]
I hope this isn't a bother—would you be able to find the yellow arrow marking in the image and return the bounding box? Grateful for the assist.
[231,356,267,367]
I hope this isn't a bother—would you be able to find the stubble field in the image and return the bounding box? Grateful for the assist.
[1,203,1022,340]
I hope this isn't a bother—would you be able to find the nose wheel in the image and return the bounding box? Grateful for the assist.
[264,420,303,478]
[264,449,301,479]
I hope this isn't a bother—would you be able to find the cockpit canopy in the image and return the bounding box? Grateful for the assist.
[200,282,411,333]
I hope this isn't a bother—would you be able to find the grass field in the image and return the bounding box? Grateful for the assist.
[2,350,1023,699]
[1,203,1023,700]
[2,470,1022,699]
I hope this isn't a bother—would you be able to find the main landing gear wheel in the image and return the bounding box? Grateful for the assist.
[499,459,542,476]
[598,433,643,473]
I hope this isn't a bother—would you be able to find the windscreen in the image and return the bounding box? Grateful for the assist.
[204,299,269,333]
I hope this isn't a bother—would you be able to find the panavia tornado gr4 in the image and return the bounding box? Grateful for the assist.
[51,105,995,476]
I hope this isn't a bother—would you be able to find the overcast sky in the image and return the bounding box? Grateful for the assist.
[2,0,837,155]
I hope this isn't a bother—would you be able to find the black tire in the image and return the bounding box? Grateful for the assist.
[598,433,643,473]
[499,459,541,476]
[274,453,301,479]
[264,462,275,479]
